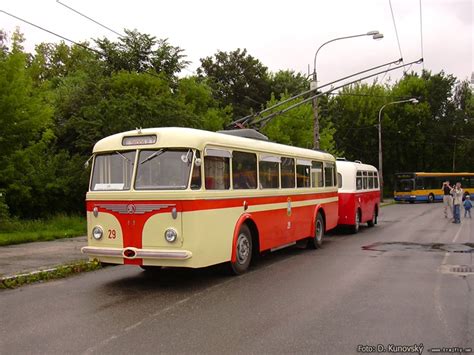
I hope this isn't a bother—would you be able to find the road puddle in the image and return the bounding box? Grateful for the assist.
[362,242,474,253]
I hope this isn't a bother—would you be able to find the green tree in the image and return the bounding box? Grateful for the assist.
[197,48,271,119]
[261,93,343,156]
[269,70,309,100]
[95,29,189,79]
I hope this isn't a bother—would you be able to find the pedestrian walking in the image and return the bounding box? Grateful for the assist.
[442,181,452,218]
[463,195,472,218]
[451,182,463,224]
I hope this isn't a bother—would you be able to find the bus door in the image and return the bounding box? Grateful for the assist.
[281,157,296,243]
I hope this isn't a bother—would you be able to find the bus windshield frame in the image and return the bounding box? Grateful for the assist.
[90,148,197,191]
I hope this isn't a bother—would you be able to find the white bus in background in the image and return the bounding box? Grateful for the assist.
[336,159,380,233]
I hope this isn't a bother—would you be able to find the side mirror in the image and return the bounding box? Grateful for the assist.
[84,155,93,169]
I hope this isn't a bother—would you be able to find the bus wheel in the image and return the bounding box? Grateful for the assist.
[351,210,361,234]
[308,212,324,249]
[367,209,376,227]
[229,224,252,275]
[428,193,434,203]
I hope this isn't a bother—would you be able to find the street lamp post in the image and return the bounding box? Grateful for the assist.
[311,31,384,149]
[378,98,419,201]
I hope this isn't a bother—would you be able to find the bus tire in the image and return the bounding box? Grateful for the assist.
[367,209,376,227]
[308,212,324,249]
[229,224,252,275]
[428,193,434,203]
[351,210,361,234]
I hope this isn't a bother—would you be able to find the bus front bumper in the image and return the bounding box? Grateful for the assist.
[81,246,192,260]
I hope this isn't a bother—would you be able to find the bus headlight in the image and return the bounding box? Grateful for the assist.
[92,226,103,240]
[164,228,178,243]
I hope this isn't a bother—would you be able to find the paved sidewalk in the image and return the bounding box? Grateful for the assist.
[0,236,88,278]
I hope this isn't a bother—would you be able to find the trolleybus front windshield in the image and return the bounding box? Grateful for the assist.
[91,151,136,191]
[135,148,194,190]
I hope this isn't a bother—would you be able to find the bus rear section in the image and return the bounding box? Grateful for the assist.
[82,127,339,274]
[336,160,380,233]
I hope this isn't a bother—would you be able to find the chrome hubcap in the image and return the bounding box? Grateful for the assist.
[316,220,323,242]
[237,233,250,264]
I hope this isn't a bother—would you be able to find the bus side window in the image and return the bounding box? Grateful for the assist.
[190,150,202,190]
[368,171,374,189]
[416,177,424,190]
[232,151,257,189]
[374,172,379,188]
[296,160,311,188]
[356,171,362,190]
[259,159,279,189]
[281,157,295,188]
[204,156,230,190]
[324,163,335,186]
[362,171,368,189]
[311,161,324,188]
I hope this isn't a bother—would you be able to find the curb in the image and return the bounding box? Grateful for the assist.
[0,259,102,289]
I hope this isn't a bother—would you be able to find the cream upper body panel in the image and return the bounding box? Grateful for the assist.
[93,127,335,162]
[336,160,379,193]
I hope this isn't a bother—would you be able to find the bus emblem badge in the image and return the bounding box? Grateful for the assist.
[127,204,136,214]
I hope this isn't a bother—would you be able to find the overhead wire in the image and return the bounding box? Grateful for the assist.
[229,58,403,128]
[54,0,196,76]
[56,0,122,37]
[419,0,425,70]
[388,0,405,72]
[253,58,422,129]
[0,9,168,79]
[0,9,103,56]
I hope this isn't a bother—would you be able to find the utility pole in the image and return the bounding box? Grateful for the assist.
[378,98,419,202]
[311,77,320,150]
[311,31,384,150]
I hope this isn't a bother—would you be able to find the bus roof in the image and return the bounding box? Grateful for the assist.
[93,127,335,161]
[336,160,378,173]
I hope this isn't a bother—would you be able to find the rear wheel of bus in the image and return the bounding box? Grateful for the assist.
[308,212,324,249]
[367,208,377,227]
[229,224,252,275]
[351,210,361,234]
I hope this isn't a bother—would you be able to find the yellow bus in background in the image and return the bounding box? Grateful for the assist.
[394,172,474,203]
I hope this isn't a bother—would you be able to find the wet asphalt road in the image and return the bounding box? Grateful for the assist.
[1,203,473,354]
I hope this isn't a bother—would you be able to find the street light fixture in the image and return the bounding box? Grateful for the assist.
[378,98,419,201]
[311,31,384,149]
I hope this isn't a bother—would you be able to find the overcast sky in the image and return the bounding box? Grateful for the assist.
[1,0,472,85]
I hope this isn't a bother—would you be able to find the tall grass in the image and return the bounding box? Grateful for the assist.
[0,215,86,246]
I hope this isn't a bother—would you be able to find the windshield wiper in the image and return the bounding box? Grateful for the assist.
[139,149,164,165]
[115,151,132,163]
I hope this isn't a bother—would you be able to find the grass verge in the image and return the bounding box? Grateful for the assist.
[381,200,396,207]
[0,259,102,289]
[0,215,86,246]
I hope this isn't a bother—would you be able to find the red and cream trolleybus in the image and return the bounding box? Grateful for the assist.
[81,127,339,274]
[336,159,380,233]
